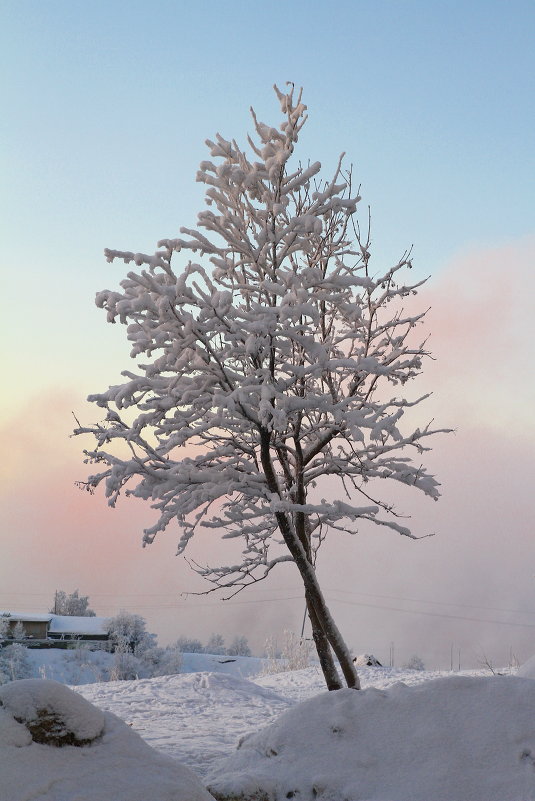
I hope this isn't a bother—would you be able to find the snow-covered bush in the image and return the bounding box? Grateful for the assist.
[403,654,425,671]
[63,643,106,684]
[263,631,312,674]
[104,614,182,680]
[109,636,143,681]
[205,633,226,655]
[226,636,252,657]
[0,614,11,640]
[0,643,32,683]
[106,611,154,653]
[12,620,25,641]
[152,645,183,677]
[175,636,204,653]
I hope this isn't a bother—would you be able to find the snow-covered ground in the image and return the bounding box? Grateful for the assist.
[2,656,535,801]
[75,663,477,779]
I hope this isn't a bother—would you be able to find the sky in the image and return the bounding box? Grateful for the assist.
[1,0,534,670]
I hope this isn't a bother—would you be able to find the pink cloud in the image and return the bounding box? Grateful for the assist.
[414,237,535,434]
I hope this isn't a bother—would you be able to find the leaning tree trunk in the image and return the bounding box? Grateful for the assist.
[261,432,360,690]
[306,590,343,690]
[275,510,360,688]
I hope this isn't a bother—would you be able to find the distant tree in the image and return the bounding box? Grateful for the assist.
[205,633,226,655]
[76,84,449,691]
[13,621,25,641]
[106,611,152,653]
[0,644,32,683]
[152,645,183,677]
[51,590,96,617]
[0,615,10,640]
[226,635,252,657]
[109,636,142,681]
[175,636,204,654]
[404,654,425,671]
[263,630,312,674]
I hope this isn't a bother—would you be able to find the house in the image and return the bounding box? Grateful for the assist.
[0,613,51,641]
[48,615,110,648]
[0,612,111,649]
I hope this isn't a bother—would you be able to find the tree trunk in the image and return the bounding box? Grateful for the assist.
[303,573,360,689]
[306,591,342,690]
[260,431,360,690]
[275,508,360,688]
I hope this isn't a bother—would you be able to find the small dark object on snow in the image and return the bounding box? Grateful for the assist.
[353,653,382,667]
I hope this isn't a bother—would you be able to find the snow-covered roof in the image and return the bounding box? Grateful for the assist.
[48,615,110,636]
[0,612,52,623]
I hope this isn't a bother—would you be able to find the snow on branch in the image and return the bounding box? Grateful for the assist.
[76,83,451,593]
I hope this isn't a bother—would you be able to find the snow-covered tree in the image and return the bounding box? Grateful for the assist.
[175,636,204,653]
[106,611,152,653]
[152,644,183,677]
[403,654,425,671]
[109,636,142,681]
[12,621,25,641]
[0,644,32,683]
[76,84,449,690]
[226,635,252,657]
[205,633,226,655]
[0,615,11,640]
[51,589,96,617]
[263,630,312,674]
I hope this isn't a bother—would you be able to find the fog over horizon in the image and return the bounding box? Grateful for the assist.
[2,239,533,672]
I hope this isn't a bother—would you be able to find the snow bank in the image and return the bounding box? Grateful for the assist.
[207,675,535,801]
[0,679,214,801]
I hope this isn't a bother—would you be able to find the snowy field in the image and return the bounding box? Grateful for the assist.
[3,655,535,800]
[77,662,451,778]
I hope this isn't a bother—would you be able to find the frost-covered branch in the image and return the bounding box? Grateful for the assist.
[76,83,451,691]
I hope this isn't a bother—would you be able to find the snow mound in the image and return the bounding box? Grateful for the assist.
[78,671,292,779]
[0,678,105,745]
[207,675,535,801]
[0,678,214,801]
[185,671,290,704]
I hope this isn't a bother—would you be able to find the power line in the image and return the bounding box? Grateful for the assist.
[326,596,535,629]
[322,587,534,617]
[2,588,533,617]
[2,591,534,629]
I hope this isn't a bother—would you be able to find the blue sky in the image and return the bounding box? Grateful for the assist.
[1,1,534,667]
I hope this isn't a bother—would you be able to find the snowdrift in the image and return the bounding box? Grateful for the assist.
[207,675,535,801]
[0,679,214,801]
